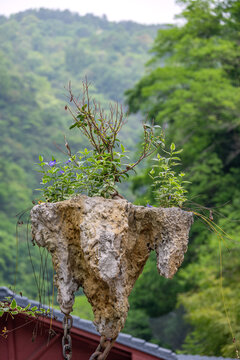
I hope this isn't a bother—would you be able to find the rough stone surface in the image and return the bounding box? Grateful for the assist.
[31,195,193,338]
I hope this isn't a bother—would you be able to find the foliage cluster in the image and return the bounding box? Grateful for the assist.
[0,297,49,321]
[0,296,52,340]
[150,143,189,207]
[36,81,187,205]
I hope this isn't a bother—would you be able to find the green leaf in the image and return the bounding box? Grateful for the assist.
[11,311,18,315]
[170,143,176,151]
[39,155,43,162]
[69,122,78,130]
[10,299,16,310]
[120,144,125,153]
[24,303,31,310]
[173,149,183,154]
[27,311,36,317]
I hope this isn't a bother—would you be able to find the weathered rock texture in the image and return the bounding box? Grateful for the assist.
[31,195,193,338]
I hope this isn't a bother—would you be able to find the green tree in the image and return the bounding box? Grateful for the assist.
[179,204,240,357]
[125,0,240,353]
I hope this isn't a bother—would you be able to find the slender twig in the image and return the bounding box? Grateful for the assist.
[65,79,162,197]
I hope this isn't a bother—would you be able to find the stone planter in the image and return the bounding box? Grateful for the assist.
[31,195,193,339]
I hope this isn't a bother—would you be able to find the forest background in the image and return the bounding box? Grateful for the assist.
[0,0,240,357]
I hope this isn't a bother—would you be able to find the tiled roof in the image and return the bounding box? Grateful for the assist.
[0,287,176,360]
[0,287,236,360]
[177,355,236,360]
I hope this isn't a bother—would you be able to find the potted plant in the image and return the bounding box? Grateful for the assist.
[31,80,193,359]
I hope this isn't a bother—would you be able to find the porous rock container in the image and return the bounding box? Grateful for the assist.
[31,195,193,338]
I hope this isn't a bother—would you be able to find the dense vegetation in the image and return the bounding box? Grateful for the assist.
[1,2,240,357]
[124,0,240,356]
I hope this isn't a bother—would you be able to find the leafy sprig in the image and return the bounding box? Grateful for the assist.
[150,142,190,207]
[0,297,50,332]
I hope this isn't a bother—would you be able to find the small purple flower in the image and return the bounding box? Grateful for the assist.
[58,170,64,175]
[146,204,153,208]
[65,159,71,164]
[48,160,56,166]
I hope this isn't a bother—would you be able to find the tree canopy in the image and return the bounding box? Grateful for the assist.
[125,0,240,356]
